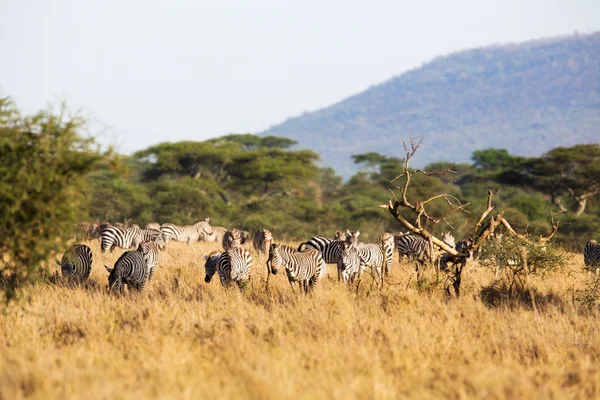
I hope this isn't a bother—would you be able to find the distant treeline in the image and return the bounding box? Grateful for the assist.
[88,134,600,250]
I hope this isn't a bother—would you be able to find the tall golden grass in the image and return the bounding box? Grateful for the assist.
[1,239,599,399]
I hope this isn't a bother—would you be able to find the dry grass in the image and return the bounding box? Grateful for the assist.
[1,240,599,399]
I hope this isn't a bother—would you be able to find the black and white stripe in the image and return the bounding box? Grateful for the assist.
[204,247,252,288]
[104,250,149,293]
[101,226,142,253]
[354,243,386,284]
[55,244,93,282]
[222,229,243,251]
[337,241,363,283]
[253,229,273,259]
[137,241,162,283]
[268,244,324,293]
[297,236,347,278]
[584,240,600,271]
[160,219,212,245]
[378,232,395,275]
[395,233,429,262]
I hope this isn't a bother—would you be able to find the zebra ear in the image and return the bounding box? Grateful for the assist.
[355,230,360,238]
[346,229,351,235]
[105,265,114,273]
[55,259,62,267]
[203,254,208,260]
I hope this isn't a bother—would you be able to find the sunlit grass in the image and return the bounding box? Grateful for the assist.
[1,240,599,399]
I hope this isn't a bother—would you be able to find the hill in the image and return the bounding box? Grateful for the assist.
[261,33,600,178]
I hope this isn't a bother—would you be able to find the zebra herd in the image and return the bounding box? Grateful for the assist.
[60,221,600,293]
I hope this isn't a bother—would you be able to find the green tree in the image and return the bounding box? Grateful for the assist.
[0,97,101,302]
[501,144,600,215]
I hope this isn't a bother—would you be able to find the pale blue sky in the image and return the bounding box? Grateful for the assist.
[1,0,598,153]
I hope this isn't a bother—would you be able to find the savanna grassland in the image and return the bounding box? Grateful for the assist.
[1,240,599,400]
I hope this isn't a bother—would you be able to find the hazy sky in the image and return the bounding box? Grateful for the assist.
[1,0,599,153]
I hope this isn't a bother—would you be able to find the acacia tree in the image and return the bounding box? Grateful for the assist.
[499,144,600,216]
[0,97,101,302]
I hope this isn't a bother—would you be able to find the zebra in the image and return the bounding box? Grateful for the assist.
[378,232,395,275]
[204,247,252,288]
[354,242,386,285]
[584,240,600,273]
[297,236,346,278]
[55,244,93,282]
[101,226,163,253]
[137,240,163,283]
[134,228,164,248]
[395,233,429,263]
[222,229,243,251]
[101,226,142,253]
[337,241,363,283]
[253,229,273,259]
[268,244,324,293]
[160,218,212,245]
[104,250,149,293]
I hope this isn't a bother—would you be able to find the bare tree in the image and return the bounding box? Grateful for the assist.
[380,137,562,297]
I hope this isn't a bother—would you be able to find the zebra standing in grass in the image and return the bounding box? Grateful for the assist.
[160,218,212,246]
[137,241,163,283]
[268,244,324,293]
[584,240,600,273]
[337,241,363,283]
[55,244,93,282]
[379,232,395,275]
[105,250,149,293]
[355,243,386,285]
[395,233,429,263]
[204,247,252,288]
[222,229,243,251]
[101,226,142,253]
[297,236,348,278]
[253,229,273,259]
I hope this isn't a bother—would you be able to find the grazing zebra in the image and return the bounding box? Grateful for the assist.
[105,250,149,293]
[337,241,363,283]
[160,218,212,245]
[101,226,142,253]
[55,244,93,282]
[395,233,429,263]
[253,229,273,259]
[268,244,324,293]
[584,240,600,273]
[137,241,162,283]
[222,229,243,251]
[204,247,252,288]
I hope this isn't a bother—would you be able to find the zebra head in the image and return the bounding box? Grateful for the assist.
[56,259,75,275]
[267,243,283,275]
[338,241,358,273]
[105,265,123,294]
[203,252,221,283]
[345,229,360,247]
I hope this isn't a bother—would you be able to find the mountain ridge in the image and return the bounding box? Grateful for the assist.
[261,32,600,178]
